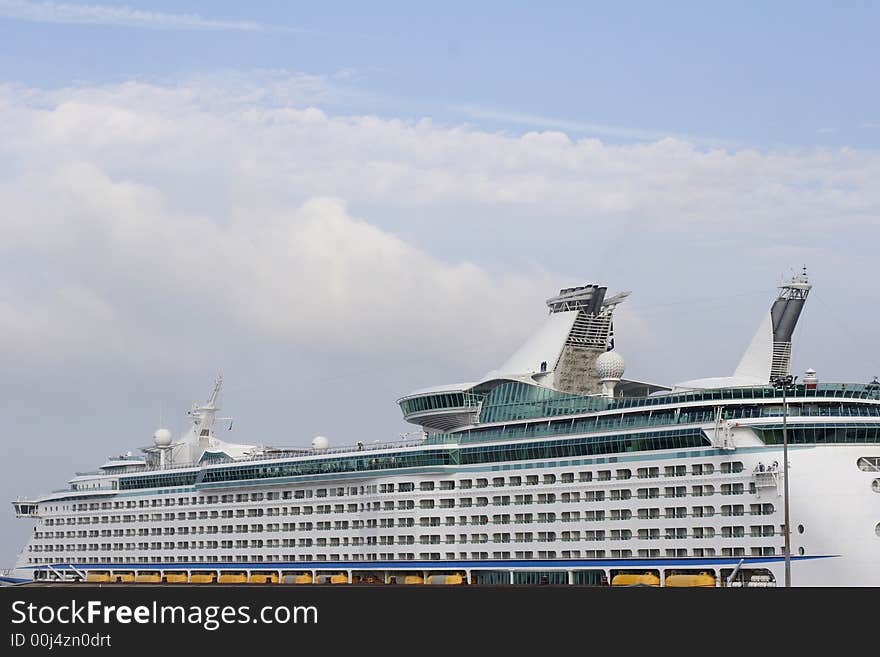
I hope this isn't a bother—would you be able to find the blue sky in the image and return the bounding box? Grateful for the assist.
[1,1,880,564]
[1,1,879,148]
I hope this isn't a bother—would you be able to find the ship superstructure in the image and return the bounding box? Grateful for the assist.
[7,271,880,587]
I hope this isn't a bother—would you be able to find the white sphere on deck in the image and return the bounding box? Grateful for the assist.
[595,350,626,380]
[153,428,173,447]
[312,435,330,450]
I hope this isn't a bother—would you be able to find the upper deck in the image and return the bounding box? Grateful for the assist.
[399,274,815,431]
[17,272,880,504]
[22,381,880,505]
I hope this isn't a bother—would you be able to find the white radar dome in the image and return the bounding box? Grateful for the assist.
[595,350,626,380]
[153,428,173,447]
[312,436,330,450]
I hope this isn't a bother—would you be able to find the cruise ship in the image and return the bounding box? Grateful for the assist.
[6,271,880,587]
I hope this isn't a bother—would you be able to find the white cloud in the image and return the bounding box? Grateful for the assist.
[2,73,880,382]
[4,76,878,230]
[0,282,193,373]
[0,0,303,32]
[0,160,553,377]
[449,102,680,142]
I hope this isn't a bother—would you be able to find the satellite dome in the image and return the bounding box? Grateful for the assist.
[595,350,626,380]
[153,428,173,447]
[312,435,330,450]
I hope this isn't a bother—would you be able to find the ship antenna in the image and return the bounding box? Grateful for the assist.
[207,374,223,408]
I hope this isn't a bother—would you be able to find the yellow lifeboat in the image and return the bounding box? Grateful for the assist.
[403,575,424,585]
[218,572,248,584]
[665,572,716,587]
[611,572,661,587]
[426,573,466,585]
[189,572,216,584]
[293,573,314,584]
[134,572,162,583]
[85,571,112,583]
[114,572,135,583]
[164,572,188,584]
[248,573,279,584]
[329,573,349,584]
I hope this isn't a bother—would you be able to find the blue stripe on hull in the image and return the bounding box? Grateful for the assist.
[26,554,836,573]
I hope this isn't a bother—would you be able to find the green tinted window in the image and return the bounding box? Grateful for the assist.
[752,423,880,444]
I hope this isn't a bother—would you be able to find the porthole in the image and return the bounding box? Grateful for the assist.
[797,524,804,534]
[876,523,880,538]
[857,457,880,472]
[798,547,805,555]
[872,479,880,493]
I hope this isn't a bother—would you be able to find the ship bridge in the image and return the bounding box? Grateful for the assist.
[12,500,39,518]
[397,383,483,431]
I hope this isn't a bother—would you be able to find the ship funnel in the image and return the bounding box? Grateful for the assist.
[545,284,630,394]
[734,268,811,383]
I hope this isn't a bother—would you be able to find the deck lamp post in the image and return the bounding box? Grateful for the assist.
[771,373,797,588]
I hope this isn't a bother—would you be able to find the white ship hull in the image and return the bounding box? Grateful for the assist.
[10,442,880,587]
